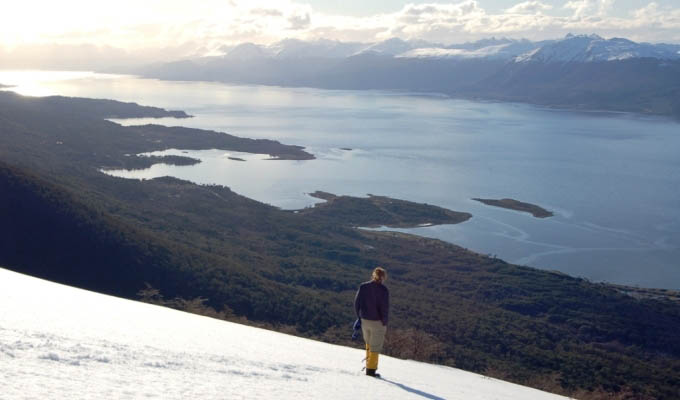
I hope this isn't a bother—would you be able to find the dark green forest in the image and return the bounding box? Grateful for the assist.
[1,90,679,399]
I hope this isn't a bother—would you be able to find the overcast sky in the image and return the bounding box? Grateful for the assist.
[2,0,680,59]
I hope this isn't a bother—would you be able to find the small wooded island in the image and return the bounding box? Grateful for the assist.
[295,191,472,228]
[473,198,553,218]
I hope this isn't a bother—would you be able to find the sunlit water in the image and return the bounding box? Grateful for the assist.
[2,70,679,289]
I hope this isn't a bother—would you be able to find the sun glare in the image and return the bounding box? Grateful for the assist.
[0,70,109,96]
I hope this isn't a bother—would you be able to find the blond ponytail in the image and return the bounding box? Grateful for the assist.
[372,267,387,283]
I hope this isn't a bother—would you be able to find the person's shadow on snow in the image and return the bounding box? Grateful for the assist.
[380,378,447,400]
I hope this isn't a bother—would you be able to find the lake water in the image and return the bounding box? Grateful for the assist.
[2,70,679,289]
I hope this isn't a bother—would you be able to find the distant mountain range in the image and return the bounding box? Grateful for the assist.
[131,34,680,118]
[207,34,680,62]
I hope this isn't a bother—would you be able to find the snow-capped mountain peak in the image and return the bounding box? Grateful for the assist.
[225,42,271,60]
[268,38,365,59]
[354,38,442,56]
[515,33,680,63]
[564,33,603,40]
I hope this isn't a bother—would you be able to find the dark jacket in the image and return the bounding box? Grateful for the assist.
[354,280,389,326]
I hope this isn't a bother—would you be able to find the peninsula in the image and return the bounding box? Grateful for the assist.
[120,154,202,170]
[0,92,315,172]
[43,95,193,119]
[473,198,553,218]
[298,191,472,228]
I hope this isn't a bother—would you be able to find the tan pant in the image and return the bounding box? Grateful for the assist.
[362,319,386,370]
[361,318,386,353]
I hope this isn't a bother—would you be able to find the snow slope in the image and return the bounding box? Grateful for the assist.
[0,268,570,399]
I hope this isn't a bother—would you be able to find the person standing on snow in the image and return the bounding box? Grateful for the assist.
[354,267,389,377]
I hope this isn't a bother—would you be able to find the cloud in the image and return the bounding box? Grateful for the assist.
[632,2,680,28]
[564,0,614,18]
[288,12,311,30]
[506,1,553,15]
[394,1,486,26]
[319,2,555,43]
[315,1,680,44]
[251,8,284,17]
[2,0,680,65]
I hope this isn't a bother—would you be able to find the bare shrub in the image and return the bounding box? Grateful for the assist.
[137,284,234,320]
[383,328,446,362]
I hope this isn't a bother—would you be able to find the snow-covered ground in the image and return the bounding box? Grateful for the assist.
[0,268,570,399]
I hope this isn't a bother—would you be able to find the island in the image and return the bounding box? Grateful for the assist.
[228,157,246,162]
[473,198,553,218]
[294,191,472,228]
[120,155,202,170]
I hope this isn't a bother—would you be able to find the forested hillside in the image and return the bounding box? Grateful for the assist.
[1,91,679,399]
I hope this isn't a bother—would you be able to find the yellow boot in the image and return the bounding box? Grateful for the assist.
[366,351,380,377]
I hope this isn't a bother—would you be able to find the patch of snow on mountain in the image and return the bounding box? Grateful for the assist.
[268,39,365,59]
[395,38,539,60]
[356,38,432,56]
[608,52,634,61]
[515,47,541,62]
[0,267,569,399]
[397,44,512,59]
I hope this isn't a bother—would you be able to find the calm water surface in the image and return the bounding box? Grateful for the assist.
[2,70,679,289]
